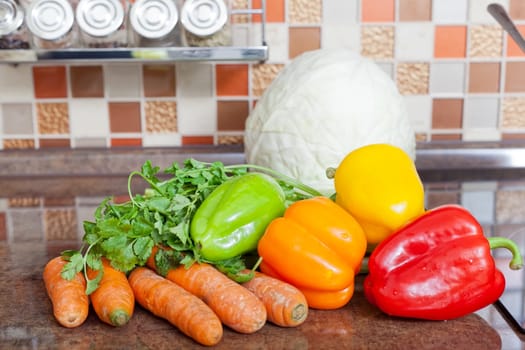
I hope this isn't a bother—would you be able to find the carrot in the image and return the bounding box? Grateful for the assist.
[43,256,89,328]
[86,258,134,327]
[147,247,267,334]
[128,267,223,346]
[242,270,308,327]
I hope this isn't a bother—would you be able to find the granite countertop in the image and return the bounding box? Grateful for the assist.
[0,241,507,350]
[1,144,525,348]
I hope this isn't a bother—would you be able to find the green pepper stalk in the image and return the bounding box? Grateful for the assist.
[488,236,523,270]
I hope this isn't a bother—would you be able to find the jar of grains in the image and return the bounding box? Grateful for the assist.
[25,0,75,49]
[129,0,181,47]
[180,0,231,47]
[0,0,30,49]
[75,0,128,47]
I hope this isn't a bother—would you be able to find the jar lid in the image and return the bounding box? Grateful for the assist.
[26,0,74,40]
[0,0,24,36]
[180,0,227,37]
[76,0,124,37]
[130,0,178,39]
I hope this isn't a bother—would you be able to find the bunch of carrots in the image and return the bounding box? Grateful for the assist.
[43,246,309,347]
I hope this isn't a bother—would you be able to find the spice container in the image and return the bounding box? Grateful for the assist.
[76,0,128,47]
[0,0,30,49]
[25,0,75,49]
[129,0,181,47]
[180,0,231,47]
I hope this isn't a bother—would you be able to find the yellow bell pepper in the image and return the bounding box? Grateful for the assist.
[330,143,425,248]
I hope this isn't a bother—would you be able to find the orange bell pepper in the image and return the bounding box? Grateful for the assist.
[257,196,367,309]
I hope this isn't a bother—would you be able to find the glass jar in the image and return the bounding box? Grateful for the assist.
[25,0,75,49]
[0,0,30,49]
[180,0,231,47]
[75,0,128,47]
[129,0,181,47]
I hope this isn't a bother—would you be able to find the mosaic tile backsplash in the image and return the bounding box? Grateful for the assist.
[1,0,525,149]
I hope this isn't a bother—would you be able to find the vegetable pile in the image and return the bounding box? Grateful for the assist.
[42,144,524,346]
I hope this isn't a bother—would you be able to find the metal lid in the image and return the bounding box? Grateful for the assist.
[129,0,178,39]
[26,0,74,40]
[0,0,24,36]
[180,0,227,37]
[76,0,124,37]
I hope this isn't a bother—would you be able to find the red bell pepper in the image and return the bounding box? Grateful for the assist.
[364,204,523,320]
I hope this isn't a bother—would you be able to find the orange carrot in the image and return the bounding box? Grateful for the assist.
[86,258,135,327]
[147,247,267,334]
[43,256,89,328]
[128,267,223,346]
[242,270,308,327]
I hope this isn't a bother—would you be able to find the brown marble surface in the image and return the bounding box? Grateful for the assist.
[0,240,511,349]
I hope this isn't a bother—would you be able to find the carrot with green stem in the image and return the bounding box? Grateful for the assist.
[128,267,223,346]
[86,258,135,327]
[147,246,267,334]
[241,270,308,327]
[43,256,89,328]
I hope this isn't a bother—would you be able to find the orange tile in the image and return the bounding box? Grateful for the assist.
[506,25,525,56]
[216,64,249,96]
[434,26,467,58]
[361,0,395,22]
[111,138,142,147]
[289,27,321,59]
[33,66,67,98]
[253,0,284,23]
[182,135,214,145]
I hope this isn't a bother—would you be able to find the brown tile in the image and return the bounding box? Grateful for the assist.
[145,101,177,132]
[510,0,525,19]
[218,135,244,145]
[426,192,460,209]
[37,103,69,134]
[289,27,321,59]
[398,0,431,21]
[39,139,71,148]
[3,139,35,149]
[44,197,75,206]
[288,0,321,24]
[430,133,462,141]
[396,62,429,95]
[217,101,249,131]
[109,102,142,133]
[505,62,525,92]
[502,133,525,140]
[182,136,214,145]
[33,66,67,98]
[468,62,500,93]
[143,65,176,97]
[44,209,77,240]
[361,26,394,59]
[432,98,464,129]
[70,66,104,98]
[0,213,6,241]
[111,138,143,147]
[216,64,249,96]
[251,63,284,97]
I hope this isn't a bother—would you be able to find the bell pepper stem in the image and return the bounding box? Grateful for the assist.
[488,236,524,270]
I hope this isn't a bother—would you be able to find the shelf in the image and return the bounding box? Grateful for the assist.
[0,45,269,64]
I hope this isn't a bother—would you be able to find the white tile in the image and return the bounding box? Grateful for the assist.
[177,97,216,134]
[461,190,495,224]
[395,23,434,60]
[176,62,213,97]
[143,133,182,147]
[462,128,501,141]
[403,95,432,132]
[469,0,509,24]
[0,65,33,102]
[322,24,360,53]
[105,64,141,98]
[69,99,109,137]
[375,62,394,79]
[430,62,465,94]
[322,0,359,25]
[463,97,499,128]
[264,23,288,63]
[231,25,250,46]
[433,0,468,24]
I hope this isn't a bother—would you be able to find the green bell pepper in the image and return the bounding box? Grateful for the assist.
[190,172,286,261]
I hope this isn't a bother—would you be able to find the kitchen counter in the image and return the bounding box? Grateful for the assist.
[0,144,525,349]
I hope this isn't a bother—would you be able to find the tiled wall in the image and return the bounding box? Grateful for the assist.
[1,0,525,150]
